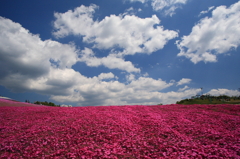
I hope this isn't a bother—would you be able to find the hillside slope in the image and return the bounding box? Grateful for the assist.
[0,98,41,107]
[0,99,240,158]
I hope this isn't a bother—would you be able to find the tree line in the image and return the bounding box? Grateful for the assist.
[25,100,72,107]
[176,94,240,104]
[33,101,60,107]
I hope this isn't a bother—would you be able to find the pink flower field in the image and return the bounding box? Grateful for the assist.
[0,99,239,158]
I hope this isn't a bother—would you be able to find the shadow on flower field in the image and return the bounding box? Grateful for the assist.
[0,98,239,158]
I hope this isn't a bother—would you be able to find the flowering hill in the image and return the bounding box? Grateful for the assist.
[0,98,40,107]
[176,95,240,105]
[0,99,239,158]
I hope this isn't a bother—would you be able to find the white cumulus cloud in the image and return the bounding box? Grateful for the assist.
[126,74,136,82]
[177,1,240,64]
[0,16,79,93]
[178,85,189,91]
[198,6,215,17]
[127,0,189,16]
[79,48,140,73]
[53,5,178,55]
[53,4,98,38]
[206,89,240,97]
[98,72,116,80]
[176,78,191,86]
[151,0,188,16]
[128,77,174,92]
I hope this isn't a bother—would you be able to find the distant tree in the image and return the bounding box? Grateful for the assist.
[49,102,55,106]
[34,101,41,105]
[218,95,230,100]
[34,101,59,106]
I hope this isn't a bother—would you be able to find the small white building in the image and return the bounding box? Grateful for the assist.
[60,104,72,107]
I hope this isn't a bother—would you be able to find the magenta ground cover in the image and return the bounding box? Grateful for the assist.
[0,101,239,158]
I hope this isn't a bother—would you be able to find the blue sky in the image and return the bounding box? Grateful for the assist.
[0,0,239,106]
